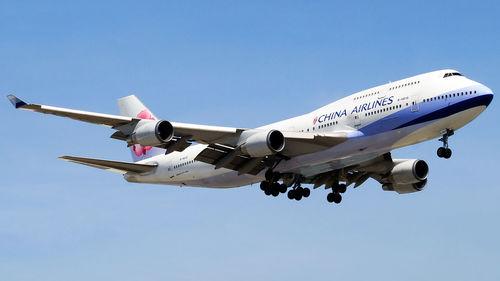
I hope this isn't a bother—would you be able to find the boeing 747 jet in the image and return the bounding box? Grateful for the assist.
[8,69,493,204]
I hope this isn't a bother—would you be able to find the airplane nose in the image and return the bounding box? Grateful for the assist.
[481,84,494,107]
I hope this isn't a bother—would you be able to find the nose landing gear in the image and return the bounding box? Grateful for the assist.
[437,129,454,159]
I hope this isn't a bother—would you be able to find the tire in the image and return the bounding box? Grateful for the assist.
[327,193,334,203]
[302,188,311,198]
[444,148,452,159]
[287,190,295,200]
[333,193,342,204]
[260,181,269,191]
[280,184,288,193]
[264,189,272,196]
[294,191,303,201]
[338,184,347,193]
[437,147,446,158]
[271,189,279,197]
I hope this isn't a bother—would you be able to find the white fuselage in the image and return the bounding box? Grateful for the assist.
[125,69,493,188]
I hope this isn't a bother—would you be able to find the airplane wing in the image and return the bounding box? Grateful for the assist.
[59,156,158,174]
[8,95,349,175]
[305,152,429,194]
[7,94,239,150]
[7,94,134,127]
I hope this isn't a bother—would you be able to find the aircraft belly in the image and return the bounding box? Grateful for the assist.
[392,105,486,148]
[183,171,262,188]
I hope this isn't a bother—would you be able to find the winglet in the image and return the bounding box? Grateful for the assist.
[6,95,27,108]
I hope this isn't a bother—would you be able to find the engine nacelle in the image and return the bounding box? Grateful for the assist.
[240,130,285,157]
[129,120,174,146]
[383,179,427,194]
[390,159,429,184]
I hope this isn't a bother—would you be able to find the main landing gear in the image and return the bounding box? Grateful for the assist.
[259,170,310,201]
[286,181,310,201]
[326,182,347,204]
[437,129,454,159]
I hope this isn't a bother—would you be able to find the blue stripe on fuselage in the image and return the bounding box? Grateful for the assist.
[359,87,493,136]
[394,94,492,130]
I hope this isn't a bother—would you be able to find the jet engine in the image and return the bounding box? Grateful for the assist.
[240,130,285,157]
[128,120,174,146]
[382,159,429,194]
[383,179,428,194]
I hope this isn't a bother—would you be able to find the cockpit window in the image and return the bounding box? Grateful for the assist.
[443,72,463,78]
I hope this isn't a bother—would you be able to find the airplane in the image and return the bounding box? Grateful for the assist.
[7,69,494,204]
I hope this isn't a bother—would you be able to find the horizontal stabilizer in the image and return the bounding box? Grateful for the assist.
[59,156,157,174]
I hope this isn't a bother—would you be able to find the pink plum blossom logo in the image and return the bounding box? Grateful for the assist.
[313,116,318,125]
[133,110,156,157]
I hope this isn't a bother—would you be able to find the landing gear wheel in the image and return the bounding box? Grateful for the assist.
[287,190,295,200]
[332,193,342,204]
[279,183,288,193]
[302,188,310,198]
[437,147,446,158]
[327,193,335,203]
[437,129,454,159]
[264,188,272,196]
[327,192,342,204]
[444,148,452,159]
[338,184,347,194]
[271,189,279,197]
[294,191,303,201]
[270,183,280,197]
[260,181,269,191]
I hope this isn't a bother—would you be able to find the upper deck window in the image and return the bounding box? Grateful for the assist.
[443,72,463,78]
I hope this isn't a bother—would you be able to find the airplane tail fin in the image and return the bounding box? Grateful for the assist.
[117,95,166,162]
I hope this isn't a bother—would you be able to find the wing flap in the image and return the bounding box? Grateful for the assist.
[59,156,157,174]
[194,144,267,175]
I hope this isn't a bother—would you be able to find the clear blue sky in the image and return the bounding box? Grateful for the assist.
[1,1,499,280]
